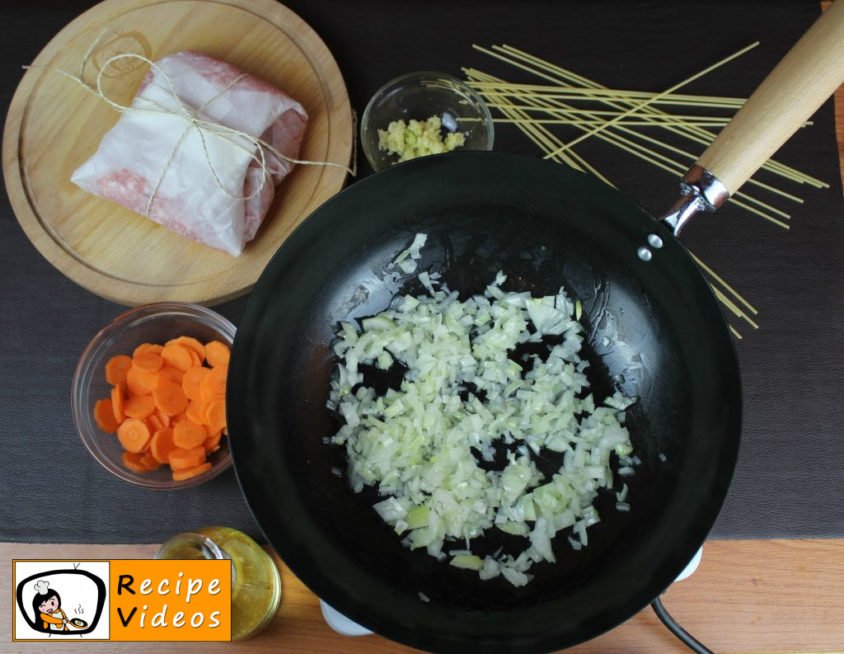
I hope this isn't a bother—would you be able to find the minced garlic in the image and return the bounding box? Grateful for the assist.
[377,116,466,162]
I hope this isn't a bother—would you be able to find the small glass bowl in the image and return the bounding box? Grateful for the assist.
[72,302,236,489]
[361,71,494,172]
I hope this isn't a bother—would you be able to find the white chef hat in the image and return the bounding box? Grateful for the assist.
[34,579,50,595]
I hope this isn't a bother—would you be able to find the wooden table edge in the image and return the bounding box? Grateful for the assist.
[1,538,843,653]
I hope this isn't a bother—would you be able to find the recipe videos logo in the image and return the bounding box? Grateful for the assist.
[12,559,231,641]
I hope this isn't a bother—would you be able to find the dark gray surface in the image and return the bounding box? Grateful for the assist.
[1,0,842,543]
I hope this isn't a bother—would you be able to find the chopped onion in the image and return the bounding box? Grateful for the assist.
[450,554,484,570]
[328,265,637,586]
[392,233,428,274]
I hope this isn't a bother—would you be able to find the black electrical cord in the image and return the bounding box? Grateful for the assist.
[651,596,713,654]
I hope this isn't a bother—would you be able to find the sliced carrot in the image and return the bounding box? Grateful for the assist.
[124,394,156,419]
[173,419,207,449]
[182,366,209,401]
[125,367,147,396]
[126,365,157,395]
[133,343,163,357]
[156,365,184,387]
[150,428,176,464]
[167,336,205,361]
[185,399,207,425]
[155,408,171,428]
[140,451,162,471]
[98,334,232,482]
[204,429,223,453]
[141,422,159,453]
[172,462,213,481]
[122,451,149,473]
[105,355,133,386]
[117,418,151,453]
[133,350,164,373]
[169,446,207,470]
[200,365,228,400]
[111,384,126,423]
[94,398,119,433]
[161,343,194,372]
[147,413,166,432]
[153,380,188,417]
[139,365,160,387]
[204,340,231,368]
[204,398,227,433]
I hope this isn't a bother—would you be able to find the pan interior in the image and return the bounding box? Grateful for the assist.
[229,152,740,652]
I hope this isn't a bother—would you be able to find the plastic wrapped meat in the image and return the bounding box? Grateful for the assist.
[71,51,308,256]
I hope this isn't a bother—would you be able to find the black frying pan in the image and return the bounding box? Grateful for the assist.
[228,7,844,653]
[230,152,739,652]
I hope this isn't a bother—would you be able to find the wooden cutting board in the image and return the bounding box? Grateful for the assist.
[2,0,353,306]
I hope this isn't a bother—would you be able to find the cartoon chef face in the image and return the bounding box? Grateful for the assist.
[38,595,60,614]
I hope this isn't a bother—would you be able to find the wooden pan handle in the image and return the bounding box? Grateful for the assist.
[697,0,844,195]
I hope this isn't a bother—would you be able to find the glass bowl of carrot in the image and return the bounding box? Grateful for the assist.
[72,302,236,489]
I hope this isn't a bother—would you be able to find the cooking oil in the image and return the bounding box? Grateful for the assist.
[156,526,282,639]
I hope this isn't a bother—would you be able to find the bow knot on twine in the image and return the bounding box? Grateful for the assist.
[26,32,356,217]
